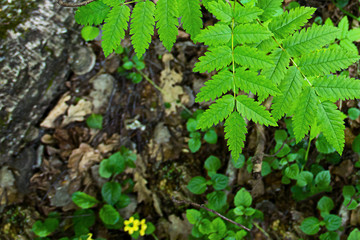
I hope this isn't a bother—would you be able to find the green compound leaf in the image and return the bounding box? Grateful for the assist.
[187,176,207,194]
[193,46,232,73]
[271,67,302,120]
[233,3,264,23]
[234,46,273,71]
[234,188,252,207]
[283,25,340,57]
[292,87,319,143]
[269,6,316,39]
[195,70,233,103]
[207,0,232,23]
[72,192,99,209]
[225,112,247,159]
[298,48,360,76]
[256,0,283,21]
[316,101,346,154]
[101,182,122,206]
[233,24,272,44]
[155,0,179,51]
[196,23,232,46]
[102,4,130,57]
[179,0,202,40]
[300,217,320,235]
[235,67,280,100]
[197,95,235,130]
[236,95,277,126]
[130,1,156,57]
[75,1,110,26]
[262,48,290,86]
[103,0,125,7]
[338,16,349,40]
[99,204,120,225]
[313,75,360,102]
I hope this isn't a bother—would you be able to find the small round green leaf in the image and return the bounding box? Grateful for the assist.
[348,228,360,240]
[319,231,339,240]
[353,135,360,153]
[348,108,360,120]
[186,209,202,224]
[211,174,229,190]
[189,138,201,153]
[145,221,156,234]
[211,218,226,235]
[315,170,331,188]
[231,154,245,169]
[81,26,99,41]
[86,114,103,129]
[296,171,313,187]
[234,188,252,207]
[101,182,122,206]
[187,176,207,194]
[284,164,299,180]
[206,191,227,211]
[99,204,120,225]
[324,214,342,231]
[72,192,99,209]
[317,196,334,213]
[199,219,214,234]
[32,218,59,237]
[186,118,198,132]
[116,194,131,209]
[300,217,320,235]
[123,61,134,70]
[204,155,221,172]
[204,128,218,144]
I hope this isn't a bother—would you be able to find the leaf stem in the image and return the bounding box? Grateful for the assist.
[231,2,237,104]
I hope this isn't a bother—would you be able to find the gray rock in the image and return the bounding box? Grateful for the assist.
[0,0,81,164]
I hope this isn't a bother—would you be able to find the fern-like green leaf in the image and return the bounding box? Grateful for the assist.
[195,70,233,103]
[234,46,273,70]
[262,48,290,85]
[194,46,232,73]
[197,95,235,130]
[179,0,202,40]
[130,1,156,57]
[155,0,179,51]
[233,4,264,23]
[269,7,316,39]
[298,49,360,76]
[236,95,277,126]
[196,23,232,46]
[316,101,346,154]
[292,86,319,142]
[338,16,349,40]
[102,5,130,57]
[283,25,340,57]
[256,0,282,21]
[103,0,125,7]
[225,112,247,158]
[75,1,110,26]
[207,0,232,23]
[235,68,280,100]
[313,75,360,101]
[271,66,303,120]
[233,24,272,44]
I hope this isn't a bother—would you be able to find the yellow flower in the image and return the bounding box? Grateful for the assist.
[139,219,147,236]
[86,233,94,240]
[124,217,141,235]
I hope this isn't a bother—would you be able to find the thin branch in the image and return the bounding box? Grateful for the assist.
[57,0,97,7]
[171,197,251,231]
[263,138,289,158]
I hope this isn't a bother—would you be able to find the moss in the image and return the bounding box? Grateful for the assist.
[0,0,37,39]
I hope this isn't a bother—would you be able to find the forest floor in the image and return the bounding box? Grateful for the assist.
[1,0,360,239]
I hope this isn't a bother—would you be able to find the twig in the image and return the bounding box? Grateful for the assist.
[253,222,272,240]
[171,197,251,231]
[57,0,97,7]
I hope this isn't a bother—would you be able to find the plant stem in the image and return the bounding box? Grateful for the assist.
[152,233,159,240]
[331,0,360,21]
[171,197,251,231]
[304,137,312,166]
[253,222,272,240]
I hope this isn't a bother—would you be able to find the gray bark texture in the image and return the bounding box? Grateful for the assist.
[0,0,80,164]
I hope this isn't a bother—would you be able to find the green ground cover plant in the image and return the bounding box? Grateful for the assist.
[51,0,360,238]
